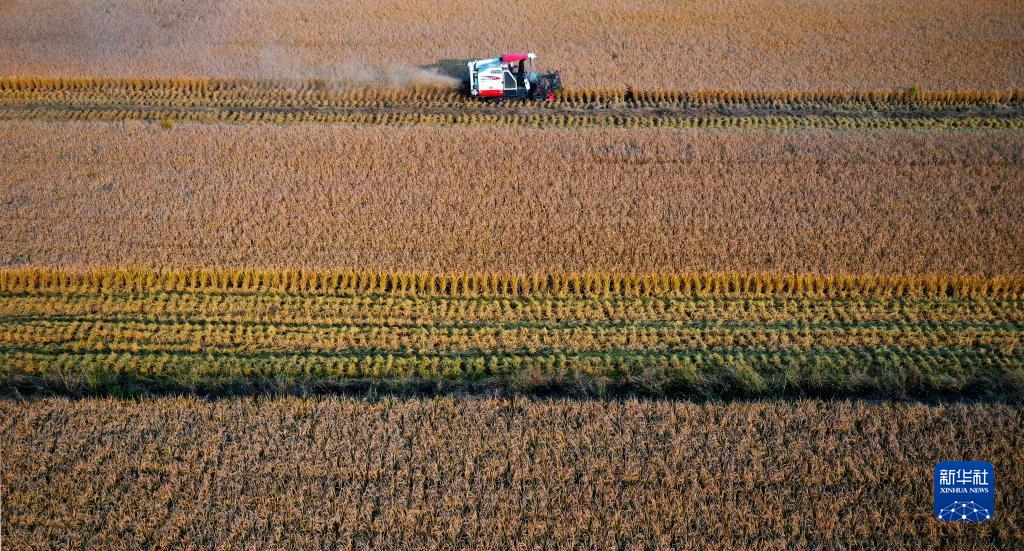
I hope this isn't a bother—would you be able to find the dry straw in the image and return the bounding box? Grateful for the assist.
[3,78,1021,129]
[3,0,1023,90]
[3,123,1021,276]
[3,269,1023,299]
[2,398,1020,548]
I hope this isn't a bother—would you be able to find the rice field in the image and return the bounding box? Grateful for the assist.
[3,1,1023,546]
[3,269,1022,399]
[2,1,1022,91]
[3,121,1022,276]
[3,78,1022,129]
[2,397,1021,548]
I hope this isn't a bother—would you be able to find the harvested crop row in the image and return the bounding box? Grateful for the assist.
[6,106,1020,130]
[5,269,1024,299]
[7,319,1021,354]
[5,292,1020,326]
[2,397,1021,548]
[3,270,1022,399]
[4,78,1021,106]
[3,78,1022,129]
[7,347,1020,398]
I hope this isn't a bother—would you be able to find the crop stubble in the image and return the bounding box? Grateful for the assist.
[1,397,1021,549]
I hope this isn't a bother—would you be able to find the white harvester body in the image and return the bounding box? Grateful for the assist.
[467,53,561,100]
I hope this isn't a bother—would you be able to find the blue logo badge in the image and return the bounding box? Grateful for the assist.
[934,461,994,522]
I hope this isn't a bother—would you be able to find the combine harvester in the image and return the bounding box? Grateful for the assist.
[467,53,562,100]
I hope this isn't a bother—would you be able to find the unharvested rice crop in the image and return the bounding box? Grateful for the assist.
[1,397,1021,549]
[3,0,1023,546]
[2,122,1022,276]
[1,1,1022,91]
[3,269,1022,399]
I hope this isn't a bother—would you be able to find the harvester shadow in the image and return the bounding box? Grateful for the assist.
[4,371,1018,405]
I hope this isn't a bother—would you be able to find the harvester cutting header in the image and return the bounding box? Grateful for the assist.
[467,53,562,100]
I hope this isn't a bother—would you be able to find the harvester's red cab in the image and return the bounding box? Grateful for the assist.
[468,53,561,100]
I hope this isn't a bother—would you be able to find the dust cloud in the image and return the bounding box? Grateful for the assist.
[0,0,459,89]
[257,46,460,88]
